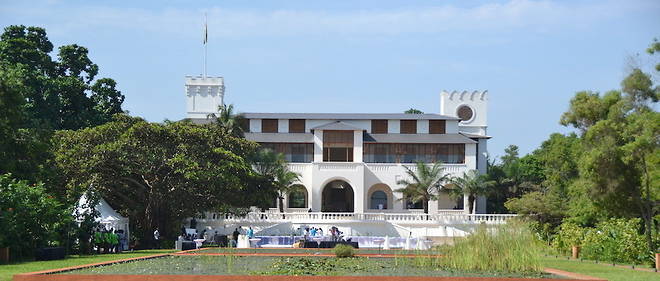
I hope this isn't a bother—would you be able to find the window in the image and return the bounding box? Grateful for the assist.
[371,120,388,134]
[289,119,306,133]
[323,130,354,162]
[259,143,313,163]
[261,119,278,133]
[363,143,465,164]
[239,118,250,132]
[370,191,388,209]
[288,185,307,208]
[405,197,424,209]
[400,120,417,134]
[457,106,474,122]
[429,120,445,134]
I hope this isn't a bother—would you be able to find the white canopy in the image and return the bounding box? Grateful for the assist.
[75,194,130,234]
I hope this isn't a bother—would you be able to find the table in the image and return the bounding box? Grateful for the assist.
[249,238,262,248]
[372,238,385,254]
[193,239,205,249]
[312,237,324,249]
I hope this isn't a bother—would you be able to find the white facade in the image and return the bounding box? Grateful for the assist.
[186,78,503,241]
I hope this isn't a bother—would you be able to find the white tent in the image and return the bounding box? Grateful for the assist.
[75,194,130,240]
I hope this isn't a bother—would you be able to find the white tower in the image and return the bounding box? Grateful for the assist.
[440,90,488,135]
[185,76,224,119]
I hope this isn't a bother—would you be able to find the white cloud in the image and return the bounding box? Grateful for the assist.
[1,0,656,39]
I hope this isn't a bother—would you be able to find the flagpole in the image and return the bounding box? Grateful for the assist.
[203,12,208,79]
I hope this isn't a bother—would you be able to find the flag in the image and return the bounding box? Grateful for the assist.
[203,21,208,44]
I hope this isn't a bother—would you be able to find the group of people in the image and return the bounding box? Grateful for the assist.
[301,226,344,241]
[94,227,127,254]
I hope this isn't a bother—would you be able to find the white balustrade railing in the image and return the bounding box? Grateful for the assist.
[366,163,468,174]
[316,162,361,171]
[205,212,517,224]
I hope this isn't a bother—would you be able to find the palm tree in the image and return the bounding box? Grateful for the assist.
[250,148,300,215]
[274,166,301,215]
[395,161,450,214]
[209,104,245,137]
[444,170,495,214]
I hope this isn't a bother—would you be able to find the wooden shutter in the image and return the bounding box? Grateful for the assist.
[261,119,278,133]
[429,120,446,134]
[371,120,388,134]
[288,119,306,133]
[400,120,417,134]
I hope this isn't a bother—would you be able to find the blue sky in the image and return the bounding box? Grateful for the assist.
[1,0,658,158]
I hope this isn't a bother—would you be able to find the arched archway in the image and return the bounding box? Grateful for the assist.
[366,184,393,210]
[287,184,308,209]
[322,180,354,212]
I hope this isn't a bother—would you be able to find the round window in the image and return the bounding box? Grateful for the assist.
[457,105,474,122]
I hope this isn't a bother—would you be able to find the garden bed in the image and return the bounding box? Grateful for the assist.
[12,253,605,280]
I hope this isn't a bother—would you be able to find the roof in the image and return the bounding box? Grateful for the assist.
[240,112,459,120]
[459,132,492,139]
[244,133,314,143]
[363,133,477,144]
[311,121,363,131]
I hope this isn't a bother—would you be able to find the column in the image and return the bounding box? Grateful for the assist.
[313,130,323,162]
[353,130,363,162]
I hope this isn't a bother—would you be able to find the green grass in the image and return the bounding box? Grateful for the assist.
[0,249,175,281]
[542,257,659,281]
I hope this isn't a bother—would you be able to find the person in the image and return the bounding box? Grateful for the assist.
[304,227,310,241]
[310,227,317,237]
[153,229,160,249]
[247,227,254,239]
[231,228,240,247]
[318,228,324,237]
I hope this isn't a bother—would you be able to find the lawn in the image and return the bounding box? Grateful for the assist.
[0,249,175,281]
[541,257,658,281]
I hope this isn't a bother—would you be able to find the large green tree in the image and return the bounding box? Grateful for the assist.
[446,170,495,214]
[54,115,277,247]
[0,25,125,130]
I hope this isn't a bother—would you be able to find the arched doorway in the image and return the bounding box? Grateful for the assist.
[322,180,354,212]
[287,185,308,209]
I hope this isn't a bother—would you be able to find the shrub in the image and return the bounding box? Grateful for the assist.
[0,174,68,260]
[552,218,656,265]
[552,222,585,254]
[333,244,355,258]
[440,222,543,273]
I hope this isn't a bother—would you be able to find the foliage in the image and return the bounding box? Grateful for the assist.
[404,108,424,114]
[542,257,660,281]
[256,257,370,276]
[440,222,543,273]
[209,104,246,137]
[53,115,278,247]
[552,222,585,251]
[250,148,301,213]
[0,25,125,131]
[554,218,657,265]
[396,161,450,214]
[0,174,68,259]
[445,170,495,214]
[332,244,355,258]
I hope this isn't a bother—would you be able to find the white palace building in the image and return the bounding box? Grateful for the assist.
[184,75,515,247]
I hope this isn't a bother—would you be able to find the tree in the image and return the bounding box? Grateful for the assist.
[0,174,67,259]
[560,47,659,256]
[54,115,276,247]
[210,104,245,137]
[395,161,449,214]
[0,25,124,130]
[445,170,495,214]
[250,148,301,215]
[404,108,424,114]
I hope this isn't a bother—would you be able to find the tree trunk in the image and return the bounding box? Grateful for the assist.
[423,199,429,220]
[278,196,285,219]
[641,156,654,256]
[469,195,477,214]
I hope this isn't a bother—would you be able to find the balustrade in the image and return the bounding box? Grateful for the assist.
[205,212,516,224]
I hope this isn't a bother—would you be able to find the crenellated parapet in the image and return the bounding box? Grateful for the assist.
[440,90,488,134]
[185,76,225,119]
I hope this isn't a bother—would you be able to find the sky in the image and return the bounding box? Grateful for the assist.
[1,0,658,158]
